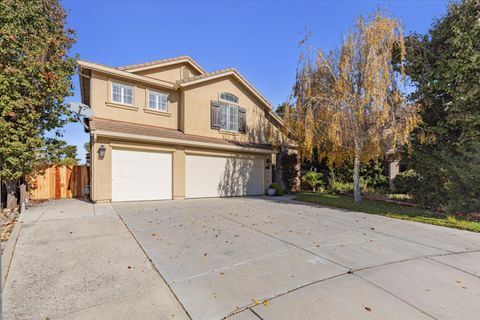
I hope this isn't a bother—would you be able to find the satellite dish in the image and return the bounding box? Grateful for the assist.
[68,102,94,131]
[68,102,94,118]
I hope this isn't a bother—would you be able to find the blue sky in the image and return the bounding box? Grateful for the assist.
[61,0,449,163]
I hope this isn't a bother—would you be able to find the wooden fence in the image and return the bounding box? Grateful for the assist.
[28,165,90,200]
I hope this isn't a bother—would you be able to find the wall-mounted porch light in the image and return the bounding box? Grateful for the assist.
[98,145,106,159]
[266,158,272,169]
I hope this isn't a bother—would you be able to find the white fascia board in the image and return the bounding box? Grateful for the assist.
[78,60,175,90]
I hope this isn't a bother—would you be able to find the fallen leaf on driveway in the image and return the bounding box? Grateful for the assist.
[364,306,372,312]
[263,300,270,306]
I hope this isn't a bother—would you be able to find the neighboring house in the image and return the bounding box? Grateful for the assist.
[78,56,291,202]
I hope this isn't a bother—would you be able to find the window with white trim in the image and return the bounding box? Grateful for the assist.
[220,105,239,131]
[220,92,239,104]
[112,82,133,105]
[148,90,168,112]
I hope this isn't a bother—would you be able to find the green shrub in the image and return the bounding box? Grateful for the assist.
[270,182,284,196]
[393,169,420,194]
[329,181,354,194]
[328,159,388,190]
[329,179,372,194]
[281,153,299,193]
[301,171,324,192]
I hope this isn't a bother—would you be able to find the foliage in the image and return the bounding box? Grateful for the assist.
[0,0,77,184]
[281,153,299,193]
[301,171,324,192]
[329,159,388,190]
[404,0,480,212]
[84,142,91,165]
[392,169,419,194]
[43,138,79,166]
[295,193,480,233]
[275,102,293,118]
[328,179,372,194]
[284,12,420,202]
[269,182,284,196]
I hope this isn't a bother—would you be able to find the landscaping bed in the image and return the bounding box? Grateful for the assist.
[295,193,480,233]
[1,207,19,250]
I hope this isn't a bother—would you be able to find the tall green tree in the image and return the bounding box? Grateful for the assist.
[405,0,480,212]
[0,0,76,206]
[43,138,79,166]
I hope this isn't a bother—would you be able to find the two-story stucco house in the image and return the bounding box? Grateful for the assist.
[78,56,291,202]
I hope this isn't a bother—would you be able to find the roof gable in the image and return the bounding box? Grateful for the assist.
[117,56,206,75]
[176,68,284,125]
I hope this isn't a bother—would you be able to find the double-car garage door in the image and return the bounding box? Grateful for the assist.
[111,149,264,202]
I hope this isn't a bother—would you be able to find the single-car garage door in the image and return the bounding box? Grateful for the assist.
[112,149,172,202]
[186,154,264,198]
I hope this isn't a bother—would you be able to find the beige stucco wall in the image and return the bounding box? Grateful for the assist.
[86,63,285,202]
[90,70,179,129]
[88,69,285,146]
[135,63,201,82]
[90,137,272,202]
[183,76,284,145]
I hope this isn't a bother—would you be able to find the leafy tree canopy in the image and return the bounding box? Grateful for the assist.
[43,138,79,166]
[0,0,77,182]
[405,0,480,211]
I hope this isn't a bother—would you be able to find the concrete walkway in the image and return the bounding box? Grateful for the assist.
[2,199,188,320]
[3,197,480,320]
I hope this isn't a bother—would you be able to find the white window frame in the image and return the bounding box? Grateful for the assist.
[220,105,239,132]
[111,82,134,106]
[147,90,169,112]
[219,92,239,104]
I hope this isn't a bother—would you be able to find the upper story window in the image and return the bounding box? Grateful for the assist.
[148,90,168,112]
[220,92,239,104]
[112,82,133,105]
[211,102,246,133]
[220,105,239,132]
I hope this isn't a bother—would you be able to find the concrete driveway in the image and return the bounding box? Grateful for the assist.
[3,197,480,320]
[113,197,480,320]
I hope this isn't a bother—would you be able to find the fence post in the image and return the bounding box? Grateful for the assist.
[20,184,26,213]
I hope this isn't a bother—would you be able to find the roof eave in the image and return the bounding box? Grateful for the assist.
[77,60,175,90]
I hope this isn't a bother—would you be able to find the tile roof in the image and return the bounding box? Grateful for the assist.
[175,68,237,84]
[117,55,206,73]
[89,118,273,151]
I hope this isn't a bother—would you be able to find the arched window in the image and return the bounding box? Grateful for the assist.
[220,92,239,104]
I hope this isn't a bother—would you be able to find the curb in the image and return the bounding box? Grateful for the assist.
[2,220,23,290]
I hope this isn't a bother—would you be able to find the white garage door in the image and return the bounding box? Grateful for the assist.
[186,154,264,198]
[112,149,172,202]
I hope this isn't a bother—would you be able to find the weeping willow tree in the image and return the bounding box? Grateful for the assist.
[284,13,421,203]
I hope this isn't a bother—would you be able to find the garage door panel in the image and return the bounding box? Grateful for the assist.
[112,149,172,202]
[186,155,264,198]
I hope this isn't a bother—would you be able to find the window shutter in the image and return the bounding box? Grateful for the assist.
[211,104,221,129]
[238,107,247,133]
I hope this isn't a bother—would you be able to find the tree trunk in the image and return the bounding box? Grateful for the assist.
[353,143,362,203]
[5,180,18,209]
